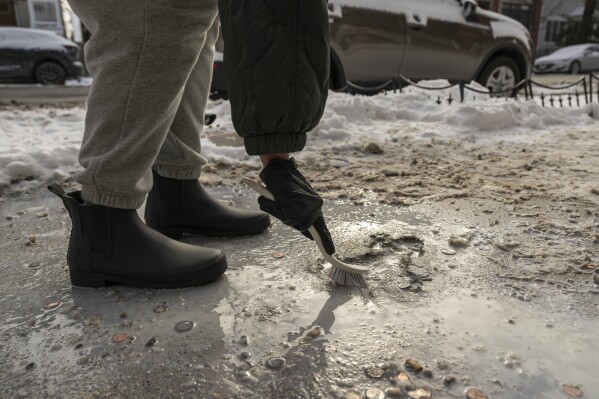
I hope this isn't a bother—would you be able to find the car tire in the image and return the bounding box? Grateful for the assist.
[569,61,581,75]
[477,56,521,97]
[34,61,67,85]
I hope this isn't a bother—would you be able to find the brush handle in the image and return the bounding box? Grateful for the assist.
[242,177,368,274]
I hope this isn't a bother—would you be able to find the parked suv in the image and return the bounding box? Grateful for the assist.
[328,0,533,95]
[0,27,82,85]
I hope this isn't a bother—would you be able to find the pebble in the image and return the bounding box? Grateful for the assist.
[466,388,489,399]
[397,372,410,382]
[302,326,324,342]
[408,389,431,399]
[405,358,423,372]
[44,302,60,310]
[423,369,433,378]
[561,384,584,398]
[111,333,130,343]
[16,388,30,398]
[345,390,363,399]
[153,305,168,313]
[365,387,385,399]
[265,357,286,369]
[273,252,285,259]
[364,143,384,154]
[593,273,599,284]
[25,362,35,371]
[27,262,40,268]
[175,321,195,332]
[385,388,402,397]
[365,366,385,378]
[145,337,157,347]
[239,335,249,346]
[448,235,469,247]
[441,249,456,255]
[240,351,251,359]
[36,211,48,218]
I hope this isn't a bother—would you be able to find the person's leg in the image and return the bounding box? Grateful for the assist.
[152,18,220,178]
[52,0,228,288]
[72,0,218,209]
[145,19,270,238]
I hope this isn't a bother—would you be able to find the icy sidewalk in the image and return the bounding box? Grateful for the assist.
[1,184,597,399]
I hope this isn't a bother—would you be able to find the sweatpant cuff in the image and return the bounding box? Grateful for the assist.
[81,186,146,210]
[152,164,202,180]
[243,133,307,156]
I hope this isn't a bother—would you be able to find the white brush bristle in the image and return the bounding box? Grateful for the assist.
[327,267,368,288]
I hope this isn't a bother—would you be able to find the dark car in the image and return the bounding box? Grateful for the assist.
[0,27,82,85]
[212,0,532,97]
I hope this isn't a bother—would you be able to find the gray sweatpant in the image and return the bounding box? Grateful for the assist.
[68,0,219,209]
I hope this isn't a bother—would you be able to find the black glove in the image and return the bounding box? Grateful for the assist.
[258,158,335,255]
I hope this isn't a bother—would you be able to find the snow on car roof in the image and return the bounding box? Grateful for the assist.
[336,0,465,24]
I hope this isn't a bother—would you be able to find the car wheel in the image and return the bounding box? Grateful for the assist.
[569,61,581,75]
[477,56,521,97]
[35,61,67,85]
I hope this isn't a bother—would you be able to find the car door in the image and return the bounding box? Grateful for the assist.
[400,0,482,81]
[329,1,406,86]
[0,31,25,79]
[584,46,599,71]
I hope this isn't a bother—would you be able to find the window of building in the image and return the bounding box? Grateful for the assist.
[0,0,10,12]
[33,1,58,22]
[502,2,532,29]
[544,20,567,42]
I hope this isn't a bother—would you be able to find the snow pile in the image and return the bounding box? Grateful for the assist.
[0,107,82,189]
[307,80,595,151]
[1,81,597,191]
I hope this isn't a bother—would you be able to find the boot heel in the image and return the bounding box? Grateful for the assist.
[70,270,107,287]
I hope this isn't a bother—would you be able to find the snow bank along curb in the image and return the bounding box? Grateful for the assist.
[1,80,597,190]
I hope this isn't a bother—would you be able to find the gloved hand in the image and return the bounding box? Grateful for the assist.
[258,158,335,255]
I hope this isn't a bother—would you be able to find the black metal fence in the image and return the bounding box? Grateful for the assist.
[339,73,599,109]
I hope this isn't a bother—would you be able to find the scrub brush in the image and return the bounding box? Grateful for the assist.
[242,177,369,288]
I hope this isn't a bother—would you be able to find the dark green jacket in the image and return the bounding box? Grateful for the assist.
[218,0,330,155]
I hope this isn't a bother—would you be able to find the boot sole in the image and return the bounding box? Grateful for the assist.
[69,261,228,289]
[154,226,269,239]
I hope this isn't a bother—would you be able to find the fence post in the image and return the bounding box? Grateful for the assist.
[588,74,592,105]
[528,80,534,99]
[459,82,465,103]
[583,75,593,104]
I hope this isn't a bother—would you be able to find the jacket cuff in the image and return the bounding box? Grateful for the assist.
[244,133,307,156]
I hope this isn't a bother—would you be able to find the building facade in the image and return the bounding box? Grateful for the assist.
[0,0,64,35]
[537,0,585,56]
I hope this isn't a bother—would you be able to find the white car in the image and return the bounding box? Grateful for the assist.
[534,44,599,74]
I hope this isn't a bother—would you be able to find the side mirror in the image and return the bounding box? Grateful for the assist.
[463,0,478,20]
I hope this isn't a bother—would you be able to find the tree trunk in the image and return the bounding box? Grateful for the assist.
[579,0,597,42]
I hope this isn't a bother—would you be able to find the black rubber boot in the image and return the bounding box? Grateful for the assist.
[48,184,227,288]
[145,171,270,239]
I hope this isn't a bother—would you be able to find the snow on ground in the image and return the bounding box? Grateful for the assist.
[0,80,597,193]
